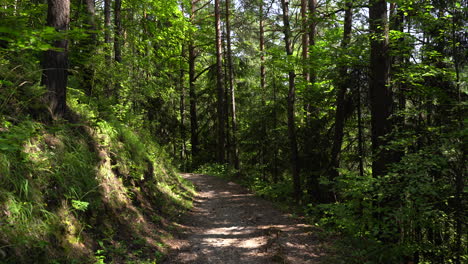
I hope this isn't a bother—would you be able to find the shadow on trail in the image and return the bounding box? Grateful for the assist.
[164,174,327,264]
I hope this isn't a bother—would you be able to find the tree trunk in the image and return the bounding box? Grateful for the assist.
[281,0,301,202]
[303,0,321,202]
[301,0,309,85]
[307,0,317,119]
[369,0,395,245]
[330,0,353,179]
[259,2,265,95]
[215,0,225,163]
[272,79,279,183]
[84,0,96,49]
[259,0,268,179]
[189,0,199,165]
[42,0,70,119]
[357,77,364,177]
[104,0,111,62]
[189,42,199,164]
[114,0,122,63]
[225,0,239,172]
[223,45,231,163]
[369,0,392,177]
[179,48,187,165]
[82,0,96,96]
[452,8,464,264]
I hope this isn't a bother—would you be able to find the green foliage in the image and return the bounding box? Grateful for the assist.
[71,200,89,212]
[195,163,231,178]
[1,0,466,262]
[319,126,467,263]
[252,178,293,202]
[318,170,375,235]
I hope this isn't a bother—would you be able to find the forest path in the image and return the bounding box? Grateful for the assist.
[163,173,328,264]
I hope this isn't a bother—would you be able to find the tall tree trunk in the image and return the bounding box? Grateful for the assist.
[303,0,321,202]
[272,78,279,183]
[223,42,231,163]
[112,0,122,99]
[281,0,301,202]
[307,0,317,119]
[225,0,239,172]
[369,0,392,177]
[179,48,187,165]
[301,0,309,85]
[451,7,463,263]
[82,0,96,96]
[114,0,122,63]
[259,1,265,95]
[215,0,225,163]
[357,78,364,177]
[330,0,353,179]
[42,0,70,119]
[103,0,112,97]
[83,0,96,51]
[104,0,111,62]
[369,0,394,244]
[188,43,199,162]
[189,0,199,165]
[390,3,406,161]
[259,0,268,179]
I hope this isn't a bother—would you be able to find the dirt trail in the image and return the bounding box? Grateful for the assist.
[163,173,327,264]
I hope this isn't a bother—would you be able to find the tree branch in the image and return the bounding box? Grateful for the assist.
[194,64,215,81]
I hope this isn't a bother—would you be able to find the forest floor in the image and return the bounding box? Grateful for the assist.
[163,173,331,264]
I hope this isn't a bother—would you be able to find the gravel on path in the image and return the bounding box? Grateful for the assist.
[163,173,328,264]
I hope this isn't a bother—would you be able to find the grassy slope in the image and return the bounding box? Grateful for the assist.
[0,93,195,264]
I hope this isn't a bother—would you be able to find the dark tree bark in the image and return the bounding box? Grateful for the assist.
[104,0,111,62]
[42,0,70,119]
[223,43,231,163]
[259,1,265,96]
[301,0,309,84]
[452,8,464,264]
[114,0,122,63]
[81,0,96,96]
[225,0,239,172]
[369,0,395,244]
[357,77,364,177]
[259,0,268,179]
[189,0,199,164]
[369,0,392,177]
[307,0,317,119]
[102,0,112,96]
[215,0,225,163]
[259,0,276,181]
[188,44,199,161]
[272,78,279,183]
[179,48,187,164]
[330,0,353,179]
[281,0,301,202]
[303,0,322,202]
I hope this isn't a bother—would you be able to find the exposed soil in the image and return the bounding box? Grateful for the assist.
[163,173,328,264]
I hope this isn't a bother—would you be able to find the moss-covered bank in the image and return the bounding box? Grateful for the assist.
[0,96,195,263]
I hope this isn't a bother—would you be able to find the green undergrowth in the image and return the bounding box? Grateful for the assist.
[197,161,467,263]
[0,94,195,263]
[196,163,296,205]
